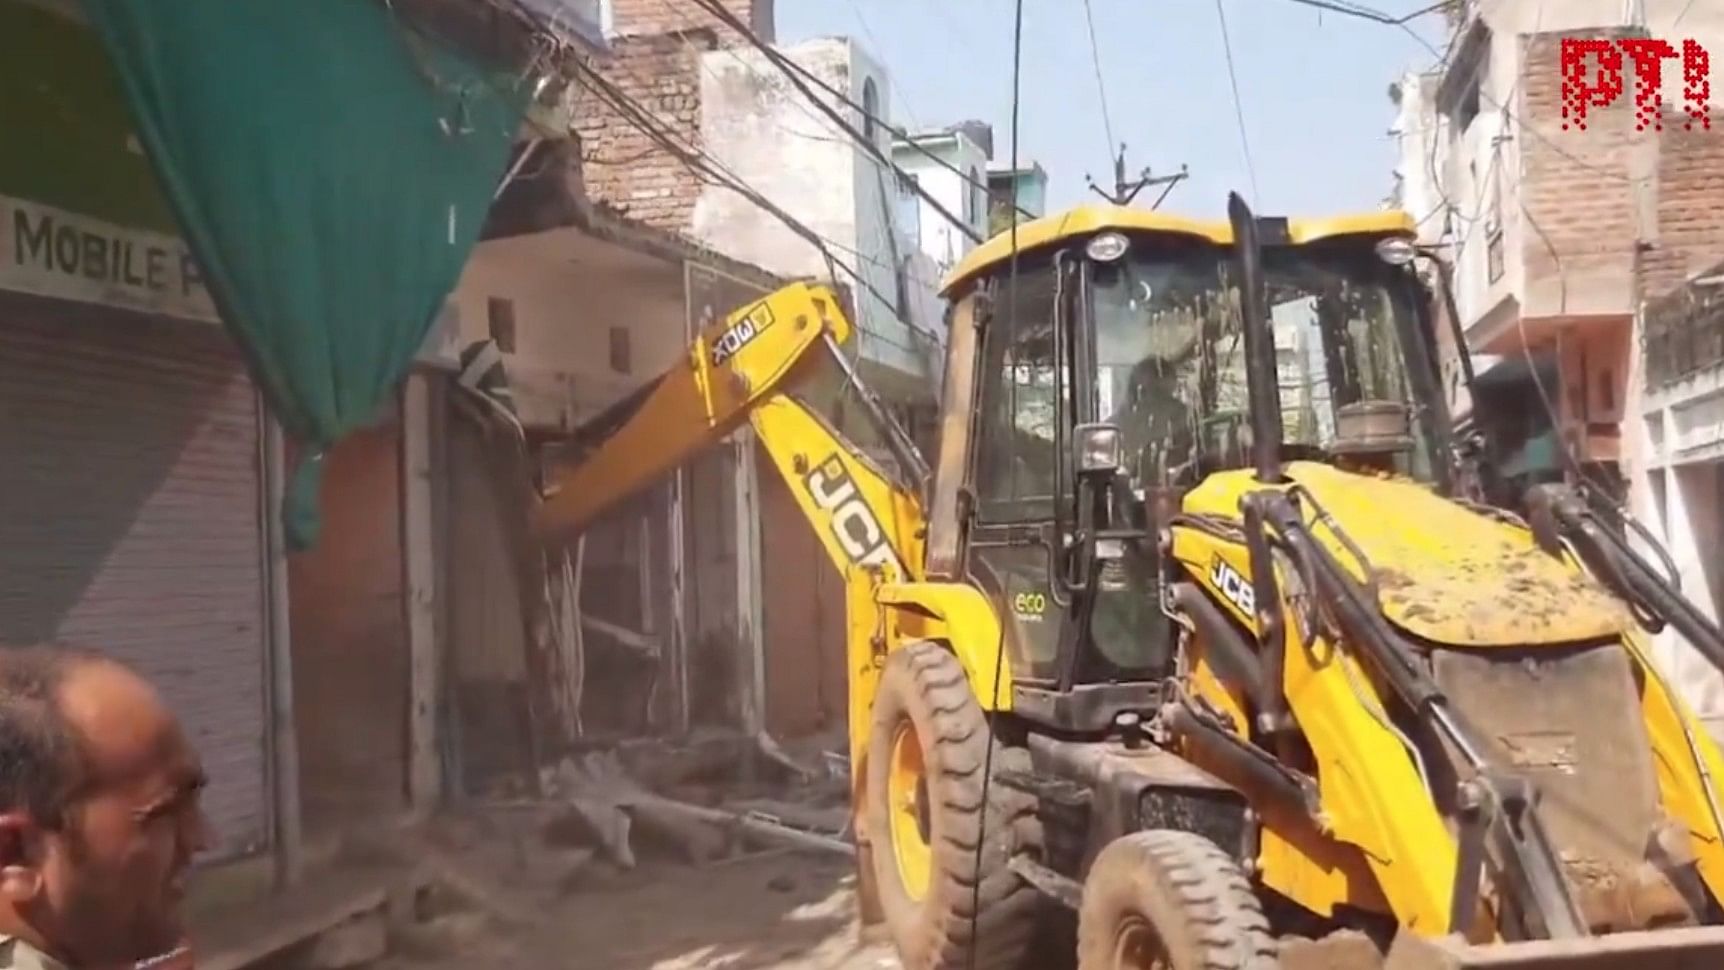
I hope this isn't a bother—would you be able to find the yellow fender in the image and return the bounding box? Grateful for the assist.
[876,580,1015,710]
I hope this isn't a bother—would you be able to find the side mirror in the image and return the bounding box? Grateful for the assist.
[1074,422,1122,478]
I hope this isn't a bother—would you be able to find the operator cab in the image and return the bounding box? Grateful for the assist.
[927,206,1450,733]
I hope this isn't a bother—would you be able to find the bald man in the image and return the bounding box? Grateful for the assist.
[0,646,210,970]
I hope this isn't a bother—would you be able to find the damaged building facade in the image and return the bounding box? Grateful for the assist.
[0,0,940,961]
[437,168,791,783]
[572,0,950,739]
[0,0,540,914]
[0,0,709,957]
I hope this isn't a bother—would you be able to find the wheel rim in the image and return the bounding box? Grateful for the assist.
[1112,914,1170,970]
[887,720,933,901]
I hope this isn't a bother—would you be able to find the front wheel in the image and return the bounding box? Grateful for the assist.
[1077,830,1277,970]
[864,641,1041,969]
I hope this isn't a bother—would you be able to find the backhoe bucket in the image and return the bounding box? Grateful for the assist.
[1383,926,1724,970]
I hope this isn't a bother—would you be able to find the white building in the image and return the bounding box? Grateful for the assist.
[892,126,992,274]
[691,36,945,417]
[988,161,1049,226]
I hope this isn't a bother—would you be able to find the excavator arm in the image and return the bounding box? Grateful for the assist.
[526,277,948,779]
[1525,483,1724,669]
[534,281,870,539]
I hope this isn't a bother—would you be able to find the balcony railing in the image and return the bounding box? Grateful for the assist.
[1644,258,1724,390]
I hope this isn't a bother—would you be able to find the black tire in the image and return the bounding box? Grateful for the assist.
[864,641,1042,969]
[1077,831,1277,970]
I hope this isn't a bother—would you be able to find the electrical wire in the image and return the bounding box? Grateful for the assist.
[681,0,984,244]
[582,144,669,166]
[1266,0,1456,25]
[838,0,922,131]
[1383,3,1657,548]
[783,72,1038,224]
[573,58,941,350]
[681,0,1033,224]
[1410,0,1550,241]
[1214,0,1263,205]
[668,32,1033,233]
[1392,15,1633,186]
[579,5,951,389]
[1081,0,1118,163]
[1511,195,1632,502]
[642,0,950,308]
[648,0,888,180]
[1299,0,1633,218]
[1412,1,1636,505]
[969,0,1024,965]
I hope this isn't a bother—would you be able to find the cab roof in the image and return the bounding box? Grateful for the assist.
[940,204,1417,297]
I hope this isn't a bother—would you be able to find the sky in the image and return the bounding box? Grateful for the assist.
[776,0,1450,221]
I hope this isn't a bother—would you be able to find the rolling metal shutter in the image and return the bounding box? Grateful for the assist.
[0,302,268,860]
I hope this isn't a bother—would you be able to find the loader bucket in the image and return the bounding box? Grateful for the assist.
[1382,925,1724,970]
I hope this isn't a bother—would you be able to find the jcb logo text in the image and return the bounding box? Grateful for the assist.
[806,456,900,573]
[1209,556,1255,618]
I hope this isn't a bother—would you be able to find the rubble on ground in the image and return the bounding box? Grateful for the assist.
[530,731,851,872]
[338,728,877,970]
[442,728,852,900]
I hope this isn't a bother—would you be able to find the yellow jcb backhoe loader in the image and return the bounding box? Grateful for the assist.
[522,192,1724,970]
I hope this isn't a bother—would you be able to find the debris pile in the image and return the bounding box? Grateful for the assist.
[452,730,852,899]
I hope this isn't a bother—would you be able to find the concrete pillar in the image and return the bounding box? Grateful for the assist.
[403,372,440,813]
[261,411,303,888]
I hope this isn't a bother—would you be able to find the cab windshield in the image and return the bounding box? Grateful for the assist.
[1092,238,1437,491]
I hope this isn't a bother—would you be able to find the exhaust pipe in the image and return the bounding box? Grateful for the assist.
[1225,192,1284,485]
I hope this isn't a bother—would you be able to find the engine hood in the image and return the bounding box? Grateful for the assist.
[1182,461,1631,648]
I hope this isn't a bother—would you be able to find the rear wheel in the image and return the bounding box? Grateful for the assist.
[1077,830,1277,970]
[865,641,1041,969]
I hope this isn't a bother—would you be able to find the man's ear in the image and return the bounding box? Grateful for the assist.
[0,812,43,902]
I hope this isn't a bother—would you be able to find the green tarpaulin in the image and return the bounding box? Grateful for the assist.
[79,0,528,548]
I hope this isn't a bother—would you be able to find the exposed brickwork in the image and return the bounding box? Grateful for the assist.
[1644,106,1724,298]
[573,0,771,233]
[1519,29,1651,312]
[1520,30,1724,307]
[609,0,770,41]
[575,33,708,233]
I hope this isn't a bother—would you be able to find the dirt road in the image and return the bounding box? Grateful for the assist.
[382,851,899,970]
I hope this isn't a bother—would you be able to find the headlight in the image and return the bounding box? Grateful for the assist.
[1075,423,1122,474]
[1375,236,1417,266]
[1086,231,1130,263]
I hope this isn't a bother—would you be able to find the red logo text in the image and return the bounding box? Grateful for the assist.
[1561,37,1711,132]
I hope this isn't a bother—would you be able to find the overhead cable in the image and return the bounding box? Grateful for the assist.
[1081,0,1119,164]
[752,39,1038,224]
[969,0,1025,963]
[1214,0,1263,204]
[573,60,942,346]
[681,0,984,244]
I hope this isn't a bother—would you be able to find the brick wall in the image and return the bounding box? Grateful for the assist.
[609,0,771,41]
[1519,29,1653,318]
[576,33,707,232]
[1644,107,1724,298]
[1519,29,1724,311]
[574,0,772,233]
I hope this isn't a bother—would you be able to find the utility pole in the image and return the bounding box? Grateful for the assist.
[1086,143,1189,209]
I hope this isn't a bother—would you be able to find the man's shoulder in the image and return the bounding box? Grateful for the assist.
[0,937,69,970]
